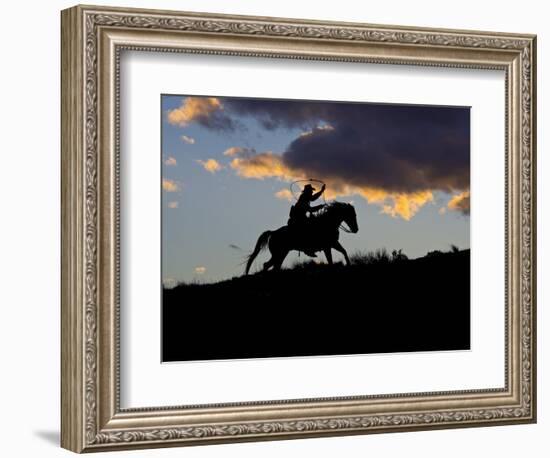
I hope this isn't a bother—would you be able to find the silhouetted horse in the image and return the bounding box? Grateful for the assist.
[246,202,359,274]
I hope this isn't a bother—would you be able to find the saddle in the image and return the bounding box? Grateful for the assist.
[288,208,312,230]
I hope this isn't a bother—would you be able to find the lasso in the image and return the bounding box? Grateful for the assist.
[289,178,327,204]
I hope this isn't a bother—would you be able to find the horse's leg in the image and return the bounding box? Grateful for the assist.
[262,242,277,272]
[264,245,282,271]
[333,241,351,265]
[324,248,333,265]
[262,257,274,271]
[272,250,289,271]
[265,235,288,271]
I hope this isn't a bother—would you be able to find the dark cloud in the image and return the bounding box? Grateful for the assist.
[224,98,470,196]
[172,96,471,216]
[228,98,325,130]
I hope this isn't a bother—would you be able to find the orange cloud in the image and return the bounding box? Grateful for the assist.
[197,158,223,174]
[230,152,297,181]
[447,190,470,215]
[380,191,434,220]
[167,201,178,209]
[164,156,177,166]
[167,97,222,127]
[324,183,433,220]
[194,266,206,275]
[162,178,180,192]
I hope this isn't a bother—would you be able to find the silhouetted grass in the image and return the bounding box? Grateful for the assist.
[349,248,392,266]
[290,248,409,271]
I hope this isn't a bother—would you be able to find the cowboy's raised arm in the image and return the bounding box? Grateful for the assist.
[311,184,326,201]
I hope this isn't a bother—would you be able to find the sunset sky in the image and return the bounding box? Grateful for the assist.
[161,95,470,285]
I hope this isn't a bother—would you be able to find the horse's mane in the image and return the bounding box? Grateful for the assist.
[309,201,352,221]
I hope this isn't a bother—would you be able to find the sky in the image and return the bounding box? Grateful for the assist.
[161,95,470,285]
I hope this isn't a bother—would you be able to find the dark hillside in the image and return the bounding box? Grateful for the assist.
[163,249,470,361]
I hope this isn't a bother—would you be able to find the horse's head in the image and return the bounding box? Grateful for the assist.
[323,202,358,233]
[342,203,359,233]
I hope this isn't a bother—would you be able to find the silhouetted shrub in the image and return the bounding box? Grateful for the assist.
[391,249,408,262]
[426,249,444,257]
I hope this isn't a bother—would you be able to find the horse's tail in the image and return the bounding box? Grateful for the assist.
[245,230,272,275]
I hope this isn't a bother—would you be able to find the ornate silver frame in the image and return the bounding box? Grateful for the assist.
[61,4,537,453]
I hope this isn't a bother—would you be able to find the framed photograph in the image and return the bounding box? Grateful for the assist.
[61,4,537,453]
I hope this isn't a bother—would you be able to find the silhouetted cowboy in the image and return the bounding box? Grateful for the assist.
[288,183,326,257]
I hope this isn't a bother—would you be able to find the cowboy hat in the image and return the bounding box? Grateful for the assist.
[303,183,316,192]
